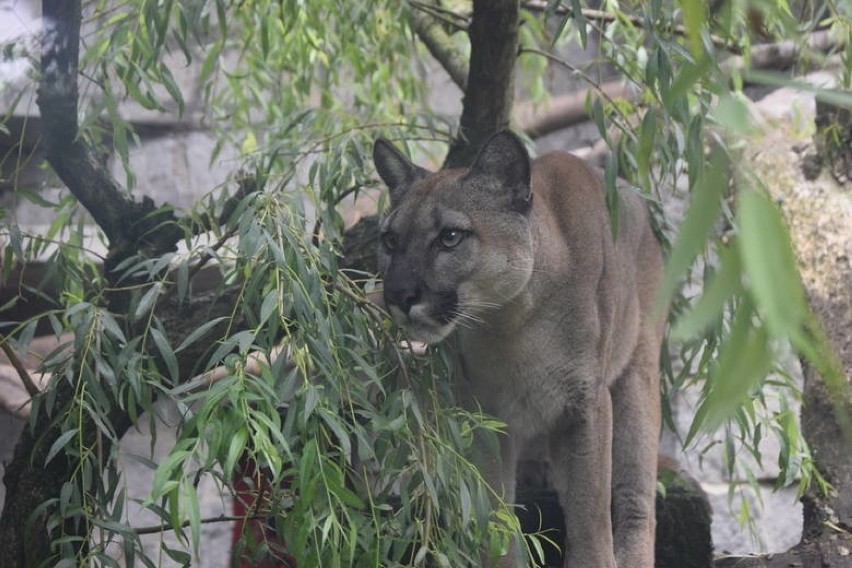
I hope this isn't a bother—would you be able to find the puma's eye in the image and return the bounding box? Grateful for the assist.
[380,232,399,252]
[439,228,467,249]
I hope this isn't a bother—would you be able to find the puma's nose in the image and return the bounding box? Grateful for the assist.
[385,286,421,315]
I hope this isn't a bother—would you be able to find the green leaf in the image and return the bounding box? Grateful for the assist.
[199,40,223,85]
[320,409,352,462]
[737,188,807,342]
[743,71,852,109]
[46,428,79,465]
[151,449,190,499]
[162,546,191,565]
[604,151,620,241]
[150,326,178,383]
[672,245,741,339]
[666,56,712,108]
[100,312,127,344]
[259,289,279,325]
[701,305,772,431]
[680,0,706,58]
[176,260,189,301]
[637,109,657,186]
[225,426,248,476]
[134,282,163,321]
[571,0,587,48]
[714,93,752,135]
[660,147,727,306]
[460,480,472,526]
[174,316,229,353]
[159,64,185,115]
[590,97,607,141]
[184,478,201,553]
[207,330,256,367]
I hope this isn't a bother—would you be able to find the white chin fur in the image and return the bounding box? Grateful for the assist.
[389,305,455,344]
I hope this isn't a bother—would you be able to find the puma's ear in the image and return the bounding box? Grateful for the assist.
[468,130,532,213]
[373,138,428,203]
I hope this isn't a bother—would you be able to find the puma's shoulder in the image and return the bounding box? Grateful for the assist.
[532,150,653,250]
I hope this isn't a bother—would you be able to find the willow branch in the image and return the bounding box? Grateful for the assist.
[133,514,264,536]
[522,0,739,53]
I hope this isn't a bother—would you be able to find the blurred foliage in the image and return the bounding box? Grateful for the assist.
[0,0,850,565]
[554,0,850,520]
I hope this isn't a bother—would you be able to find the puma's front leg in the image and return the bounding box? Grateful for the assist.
[549,388,616,568]
[610,340,660,568]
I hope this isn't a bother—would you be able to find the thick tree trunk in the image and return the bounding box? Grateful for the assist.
[443,0,520,168]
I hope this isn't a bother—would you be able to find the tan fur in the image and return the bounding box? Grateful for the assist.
[374,132,664,567]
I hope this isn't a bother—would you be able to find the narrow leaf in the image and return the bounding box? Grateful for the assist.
[737,188,807,341]
[660,147,727,306]
[702,305,772,431]
[174,316,229,353]
[46,428,79,465]
[673,245,741,339]
[680,0,706,58]
[134,282,163,321]
[150,327,178,382]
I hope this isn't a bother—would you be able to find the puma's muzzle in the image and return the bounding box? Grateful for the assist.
[383,284,460,343]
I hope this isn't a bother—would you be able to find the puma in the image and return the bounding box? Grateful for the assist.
[373,131,664,567]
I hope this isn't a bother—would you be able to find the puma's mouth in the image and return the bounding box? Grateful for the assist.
[387,304,456,344]
[386,290,459,344]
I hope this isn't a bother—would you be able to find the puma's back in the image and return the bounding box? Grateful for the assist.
[374,131,663,568]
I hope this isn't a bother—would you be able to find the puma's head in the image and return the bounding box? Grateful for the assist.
[373,131,535,343]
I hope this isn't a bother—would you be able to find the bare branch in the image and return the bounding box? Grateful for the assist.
[133,514,248,536]
[515,81,636,138]
[409,0,469,31]
[721,30,838,75]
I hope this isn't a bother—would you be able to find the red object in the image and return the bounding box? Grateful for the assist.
[231,457,295,567]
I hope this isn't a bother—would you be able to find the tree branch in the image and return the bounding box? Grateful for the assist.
[0,279,252,564]
[133,514,257,536]
[1,8,260,561]
[721,30,838,75]
[522,0,740,53]
[515,80,636,138]
[0,336,40,398]
[38,0,183,268]
[444,0,521,168]
[409,1,469,91]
